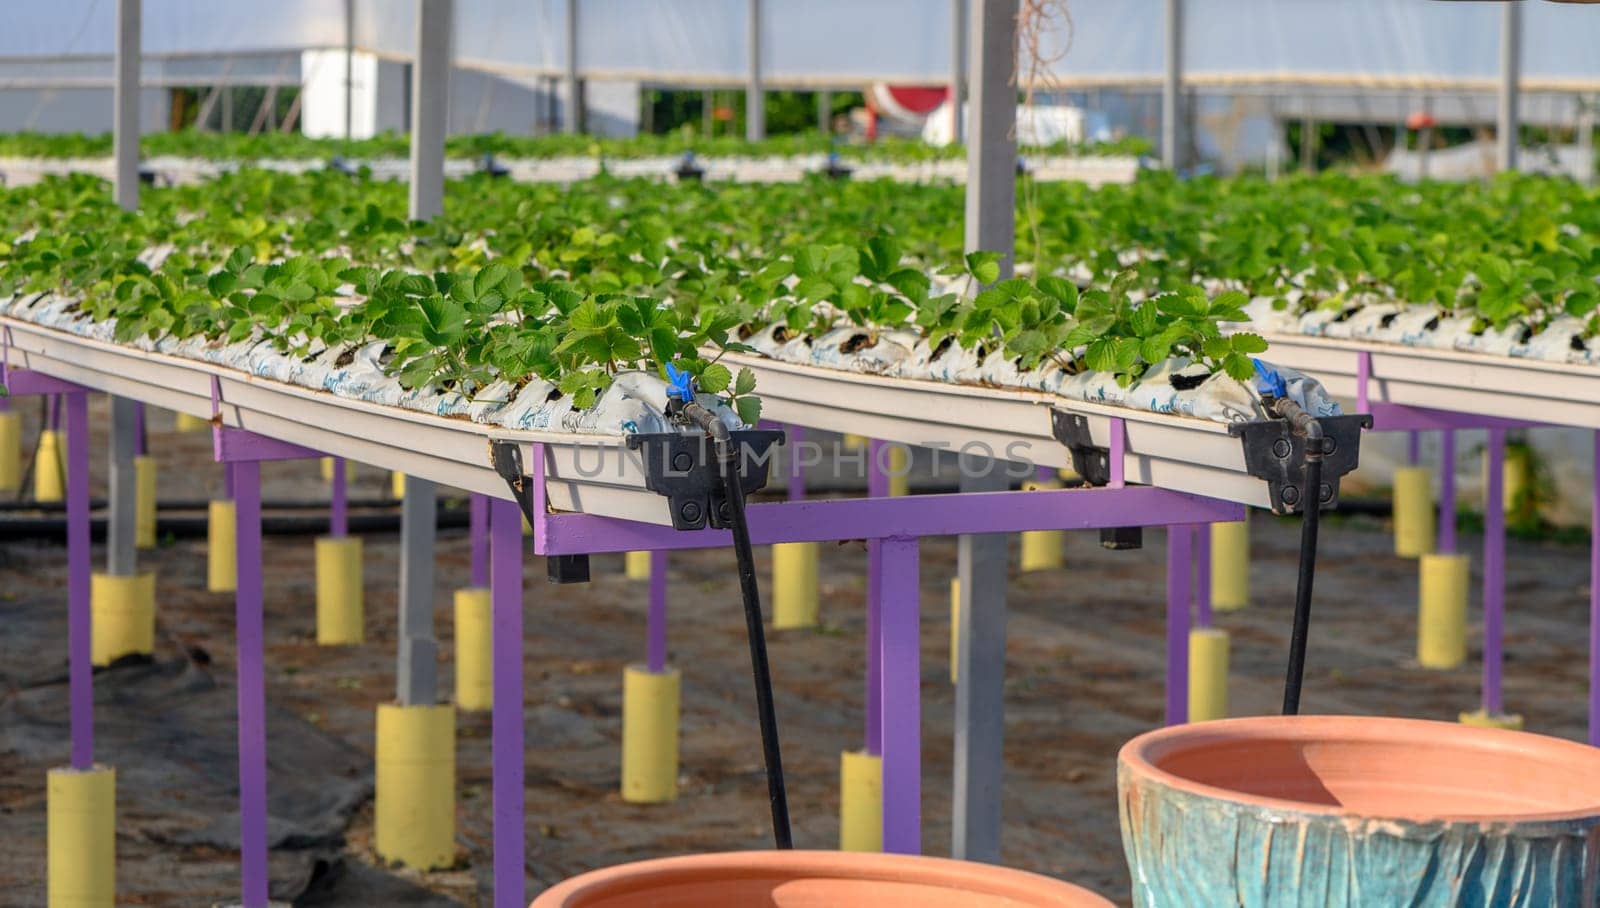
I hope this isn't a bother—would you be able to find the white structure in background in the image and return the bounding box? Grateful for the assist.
[300,49,639,139]
[921,101,1110,148]
[1385,140,1595,182]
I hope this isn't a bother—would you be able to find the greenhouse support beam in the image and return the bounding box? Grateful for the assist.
[1161,0,1183,171]
[1497,0,1521,173]
[409,0,452,221]
[107,397,139,576]
[398,476,439,705]
[951,457,1009,863]
[949,0,965,145]
[113,0,140,211]
[746,0,764,142]
[343,0,355,140]
[490,496,526,908]
[563,0,580,134]
[954,0,1015,861]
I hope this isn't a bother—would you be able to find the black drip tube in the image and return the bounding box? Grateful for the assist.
[683,400,793,849]
[1274,397,1325,717]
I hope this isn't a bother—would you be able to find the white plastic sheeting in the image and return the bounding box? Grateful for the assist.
[4,1,1598,90]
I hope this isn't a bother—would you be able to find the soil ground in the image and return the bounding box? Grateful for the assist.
[0,401,1593,906]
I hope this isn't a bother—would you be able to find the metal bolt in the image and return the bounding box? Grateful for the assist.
[671,451,693,472]
[717,501,732,523]
[1280,485,1300,506]
[1320,483,1334,503]
[679,501,703,523]
[1272,438,1292,459]
[1321,437,1337,456]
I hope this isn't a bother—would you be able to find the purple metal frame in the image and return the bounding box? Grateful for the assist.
[3,371,95,769]
[647,550,669,673]
[1356,354,1542,725]
[330,456,349,538]
[490,497,525,908]
[470,492,489,587]
[1165,526,1192,725]
[207,381,323,908]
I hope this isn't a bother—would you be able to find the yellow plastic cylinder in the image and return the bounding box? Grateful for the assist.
[454,587,493,711]
[1459,709,1525,730]
[1019,478,1066,572]
[842,433,867,450]
[1418,553,1469,669]
[174,411,209,433]
[771,542,820,630]
[0,410,21,492]
[91,572,156,666]
[621,665,681,804]
[314,536,364,645]
[48,765,115,908]
[1187,628,1230,722]
[1392,466,1435,558]
[391,470,406,499]
[886,444,910,498]
[206,499,237,593]
[35,428,64,503]
[374,703,456,870]
[133,455,157,549]
[949,577,960,684]
[839,750,883,852]
[1211,516,1251,611]
[624,550,652,581]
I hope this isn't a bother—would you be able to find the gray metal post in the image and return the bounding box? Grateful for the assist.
[1300,117,1317,173]
[344,0,355,139]
[1161,0,1182,170]
[409,0,451,222]
[112,0,140,211]
[1419,95,1433,181]
[107,398,139,577]
[746,0,765,142]
[953,0,1017,865]
[1579,96,1595,187]
[817,90,832,133]
[1497,0,1521,173]
[564,0,580,134]
[396,477,439,705]
[950,0,965,144]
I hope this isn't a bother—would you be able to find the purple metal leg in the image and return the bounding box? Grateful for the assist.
[329,456,348,538]
[878,536,921,854]
[65,392,92,769]
[224,460,235,500]
[1407,430,1420,466]
[1591,433,1600,747]
[787,424,807,502]
[1193,525,1213,629]
[490,497,525,908]
[865,440,889,756]
[233,460,270,908]
[1439,431,1457,555]
[1483,429,1506,716]
[647,550,668,673]
[470,492,489,588]
[1165,526,1193,726]
[50,393,61,430]
[134,401,147,456]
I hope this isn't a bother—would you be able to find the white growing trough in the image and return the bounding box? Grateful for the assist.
[0,314,694,526]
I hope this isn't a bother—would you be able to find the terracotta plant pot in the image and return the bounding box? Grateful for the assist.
[1119,715,1600,907]
[529,850,1113,907]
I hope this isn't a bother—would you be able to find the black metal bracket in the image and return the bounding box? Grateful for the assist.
[1050,412,1111,486]
[488,440,590,583]
[625,429,785,530]
[1230,412,1372,515]
[1048,411,1140,549]
[823,161,854,181]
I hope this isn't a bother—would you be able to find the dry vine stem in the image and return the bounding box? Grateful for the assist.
[1016,0,1073,275]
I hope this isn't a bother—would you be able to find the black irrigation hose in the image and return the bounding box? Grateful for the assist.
[0,508,471,542]
[0,496,410,513]
[718,440,793,849]
[1277,400,1326,717]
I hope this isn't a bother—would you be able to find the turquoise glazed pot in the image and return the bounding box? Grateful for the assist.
[1119,716,1600,907]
